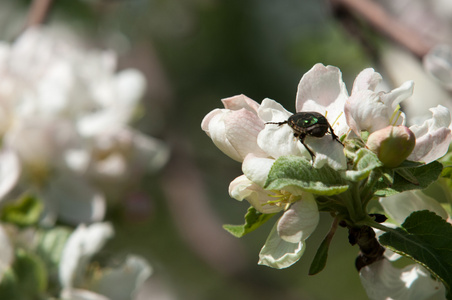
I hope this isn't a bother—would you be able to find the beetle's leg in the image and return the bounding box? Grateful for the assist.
[299,134,316,163]
[265,120,288,126]
[328,124,343,146]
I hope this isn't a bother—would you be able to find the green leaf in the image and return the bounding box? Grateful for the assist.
[264,156,349,196]
[0,194,43,227]
[374,161,443,197]
[36,227,72,272]
[309,234,331,275]
[379,210,452,296]
[223,206,276,238]
[12,249,48,298]
[343,148,383,182]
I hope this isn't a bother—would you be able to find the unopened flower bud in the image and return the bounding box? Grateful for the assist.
[366,126,415,168]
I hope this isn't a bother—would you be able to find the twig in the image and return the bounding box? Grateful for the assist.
[331,0,433,58]
[26,0,54,27]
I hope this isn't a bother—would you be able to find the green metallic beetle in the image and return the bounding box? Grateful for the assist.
[266,111,343,160]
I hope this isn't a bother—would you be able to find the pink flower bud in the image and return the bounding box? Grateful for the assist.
[366,126,415,168]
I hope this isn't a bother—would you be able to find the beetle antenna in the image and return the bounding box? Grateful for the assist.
[265,121,288,126]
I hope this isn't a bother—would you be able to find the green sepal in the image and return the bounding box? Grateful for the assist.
[0,194,43,227]
[379,210,452,298]
[223,206,276,238]
[264,156,348,196]
[374,161,442,197]
[343,148,383,182]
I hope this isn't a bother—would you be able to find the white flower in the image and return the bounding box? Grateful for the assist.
[362,190,449,300]
[0,26,168,224]
[345,68,452,163]
[201,94,267,162]
[59,222,151,300]
[360,259,445,300]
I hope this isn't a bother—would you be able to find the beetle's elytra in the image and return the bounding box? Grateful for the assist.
[266,111,343,160]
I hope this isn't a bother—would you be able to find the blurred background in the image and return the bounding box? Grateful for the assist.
[1,0,451,299]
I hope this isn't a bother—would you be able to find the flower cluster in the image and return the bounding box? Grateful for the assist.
[202,63,452,299]
[0,27,169,225]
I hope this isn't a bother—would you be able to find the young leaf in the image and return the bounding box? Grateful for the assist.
[309,218,339,275]
[379,210,452,296]
[264,156,349,196]
[374,161,443,197]
[223,206,276,238]
[343,148,383,182]
[0,194,43,227]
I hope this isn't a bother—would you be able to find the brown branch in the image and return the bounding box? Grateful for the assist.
[331,0,433,58]
[26,0,54,27]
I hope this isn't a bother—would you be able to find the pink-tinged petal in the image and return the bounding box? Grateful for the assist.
[258,222,305,269]
[408,105,452,163]
[224,109,267,159]
[360,259,445,300]
[221,94,260,113]
[229,175,283,214]
[202,107,266,162]
[351,68,382,94]
[379,81,414,111]
[296,64,348,112]
[242,154,275,187]
[277,194,319,243]
[380,190,449,225]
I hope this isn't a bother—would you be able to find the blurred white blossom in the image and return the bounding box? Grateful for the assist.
[0,26,169,225]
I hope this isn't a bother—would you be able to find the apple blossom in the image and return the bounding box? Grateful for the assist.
[203,63,452,298]
[0,26,169,225]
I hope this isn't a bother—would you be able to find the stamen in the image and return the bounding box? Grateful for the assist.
[389,105,401,125]
[264,190,300,209]
[332,111,343,127]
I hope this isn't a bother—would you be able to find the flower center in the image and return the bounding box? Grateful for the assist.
[265,190,300,210]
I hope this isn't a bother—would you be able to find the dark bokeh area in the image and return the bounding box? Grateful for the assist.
[3,0,450,299]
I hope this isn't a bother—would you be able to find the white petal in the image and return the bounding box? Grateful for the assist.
[0,225,13,281]
[257,98,293,123]
[88,255,152,300]
[59,222,114,289]
[0,149,20,201]
[60,288,110,300]
[258,222,305,269]
[242,154,275,188]
[277,194,319,243]
[296,64,348,112]
[423,44,452,90]
[360,259,445,300]
[228,175,283,214]
[379,190,449,225]
[351,68,382,94]
[43,172,106,225]
[295,64,349,137]
[307,135,346,170]
[408,105,452,163]
[257,123,307,159]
